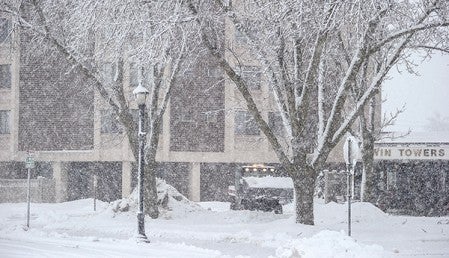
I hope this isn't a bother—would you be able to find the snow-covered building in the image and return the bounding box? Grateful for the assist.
[372,132,449,215]
[0,12,366,204]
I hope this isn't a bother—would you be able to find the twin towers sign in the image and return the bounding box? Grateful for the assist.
[374,144,449,160]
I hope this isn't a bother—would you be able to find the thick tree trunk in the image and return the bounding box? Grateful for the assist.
[360,98,378,203]
[144,156,159,219]
[292,166,316,225]
[361,133,377,203]
[143,117,162,219]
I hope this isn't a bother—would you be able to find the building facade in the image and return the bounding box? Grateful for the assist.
[0,12,351,204]
[372,133,449,215]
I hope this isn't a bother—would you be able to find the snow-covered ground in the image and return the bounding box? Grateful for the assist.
[0,198,448,258]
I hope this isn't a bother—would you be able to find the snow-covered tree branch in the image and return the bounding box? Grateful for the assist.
[186,0,449,225]
[3,0,194,218]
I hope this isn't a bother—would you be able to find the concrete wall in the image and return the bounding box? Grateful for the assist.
[0,178,55,203]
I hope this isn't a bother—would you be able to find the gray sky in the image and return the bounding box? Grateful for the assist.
[382,52,449,132]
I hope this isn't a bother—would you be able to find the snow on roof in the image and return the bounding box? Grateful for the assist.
[243,176,293,189]
[378,131,449,144]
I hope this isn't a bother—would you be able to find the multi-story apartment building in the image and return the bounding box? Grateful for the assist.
[0,12,349,204]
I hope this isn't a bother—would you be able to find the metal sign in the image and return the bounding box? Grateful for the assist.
[343,135,360,166]
[373,146,449,160]
[25,156,35,169]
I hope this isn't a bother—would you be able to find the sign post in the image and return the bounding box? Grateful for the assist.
[25,151,35,229]
[93,175,98,211]
[343,135,360,237]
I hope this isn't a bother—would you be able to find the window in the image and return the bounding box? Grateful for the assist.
[204,111,218,123]
[129,62,140,89]
[182,68,194,77]
[0,64,11,89]
[129,63,150,91]
[130,109,139,125]
[102,62,115,87]
[207,67,221,78]
[235,29,247,43]
[235,111,260,135]
[268,112,285,137]
[181,111,194,122]
[234,19,257,44]
[100,110,122,134]
[0,18,11,44]
[386,170,397,190]
[0,110,10,134]
[239,66,261,90]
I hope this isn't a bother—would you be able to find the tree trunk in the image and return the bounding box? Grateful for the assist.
[361,132,377,203]
[360,98,378,204]
[293,166,316,225]
[143,116,163,219]
[144,148,159,219]
[144,160,159,219]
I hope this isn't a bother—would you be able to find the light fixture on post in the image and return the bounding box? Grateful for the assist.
[133,82,150,243]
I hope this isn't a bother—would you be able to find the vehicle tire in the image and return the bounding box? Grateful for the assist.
[241,199,253,210]
[230,200,237,210]
[230,196,239,210]
[274,204,283,214]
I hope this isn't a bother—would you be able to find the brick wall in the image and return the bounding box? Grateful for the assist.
[18,32,94,151]
[169,48,225,152]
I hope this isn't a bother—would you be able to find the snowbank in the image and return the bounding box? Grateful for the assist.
[109,179,203,219]
[1,198,448,257]
[273,230,384,258]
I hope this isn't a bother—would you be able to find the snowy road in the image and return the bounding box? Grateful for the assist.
[0,199,448,258]
[0,237,228,258]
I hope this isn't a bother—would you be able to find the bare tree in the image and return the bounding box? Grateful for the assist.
[187,0,449,224]
[356,56,447,203]
[358,100,409,203]
[2,0,192,218]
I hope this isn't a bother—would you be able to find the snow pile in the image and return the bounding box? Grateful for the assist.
[273,230,385,258]
[110,179,203,219]
[243,176,293,189]
[156,179,204,219]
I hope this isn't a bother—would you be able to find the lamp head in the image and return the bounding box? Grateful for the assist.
[133,83,150,105]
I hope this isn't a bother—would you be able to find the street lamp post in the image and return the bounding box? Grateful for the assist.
[343,134,360,237]
[133,83,150,243]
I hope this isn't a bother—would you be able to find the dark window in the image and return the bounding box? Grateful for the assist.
[268,112,285,137]
[181,111,195,123]
[235,29,246,43]
[240,66,261,90]
[129,62,139,89]
[129,63,150,91]
[207,67,221,78]
[130,109,139,124]
[0,64,11,89]
[204,111,218,123]
[102,62,115,87]
[100,110,122,134]
[234,19,257,44]
[183,68,194,77]
[0,18,11,44]
[0,110,10,134]
[235,111,259,135]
